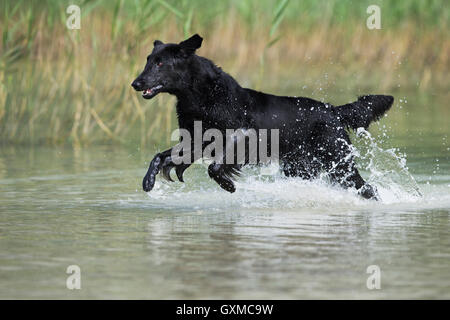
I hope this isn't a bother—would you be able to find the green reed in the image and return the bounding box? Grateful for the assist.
[0,0,449,146]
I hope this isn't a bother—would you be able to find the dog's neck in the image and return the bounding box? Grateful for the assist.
[172,56,244,117]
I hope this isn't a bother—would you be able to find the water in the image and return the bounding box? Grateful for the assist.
[1,95,449,299]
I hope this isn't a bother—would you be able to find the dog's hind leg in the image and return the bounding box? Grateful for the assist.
[316,128,379,200]
[328,160,378,200]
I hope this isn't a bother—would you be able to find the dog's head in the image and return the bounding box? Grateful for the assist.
[131,34,203,99]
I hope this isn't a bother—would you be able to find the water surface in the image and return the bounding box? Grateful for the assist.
[0,93,449,299]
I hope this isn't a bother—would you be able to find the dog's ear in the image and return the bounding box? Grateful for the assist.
[179,34,203,55]
[153,40,163,47]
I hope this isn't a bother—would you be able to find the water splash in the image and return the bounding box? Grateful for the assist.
[354,128,422,203]
[142,128,431,211]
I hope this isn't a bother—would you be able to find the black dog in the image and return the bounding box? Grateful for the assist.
[131,34,393,199]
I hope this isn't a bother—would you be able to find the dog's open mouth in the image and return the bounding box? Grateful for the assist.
[142,85,163,99]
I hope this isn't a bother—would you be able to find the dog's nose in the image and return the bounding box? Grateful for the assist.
[131,80,143,90]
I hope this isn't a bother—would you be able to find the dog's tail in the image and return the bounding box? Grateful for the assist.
[336,95,394,130]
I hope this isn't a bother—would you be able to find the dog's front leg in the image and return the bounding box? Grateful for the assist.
[142,149,177,192]
[207,129,247,193]
[142,147,194,192]
[208,163,237,193]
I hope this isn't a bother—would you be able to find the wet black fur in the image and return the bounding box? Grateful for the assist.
[132,34,394,199]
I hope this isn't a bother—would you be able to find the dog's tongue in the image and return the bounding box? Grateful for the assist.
[144,85,162,95]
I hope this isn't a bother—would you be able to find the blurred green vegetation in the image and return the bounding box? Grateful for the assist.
[0,0,449,146]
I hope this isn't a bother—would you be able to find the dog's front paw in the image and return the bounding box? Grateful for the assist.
[208,164,236,193]
[142,154,164,192]
[219,179,236,193]
[142,174,156,192]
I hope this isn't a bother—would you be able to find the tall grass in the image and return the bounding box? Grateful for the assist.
[0,0,449,146]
